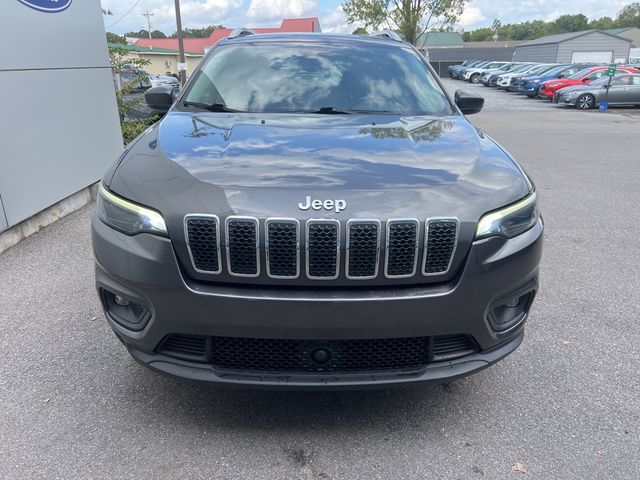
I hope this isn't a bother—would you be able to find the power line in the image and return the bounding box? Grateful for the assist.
[105,0,145,29]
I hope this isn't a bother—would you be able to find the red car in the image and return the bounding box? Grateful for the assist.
[538,66,639,99]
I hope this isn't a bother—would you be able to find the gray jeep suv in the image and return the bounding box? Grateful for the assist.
[92,31,543,388]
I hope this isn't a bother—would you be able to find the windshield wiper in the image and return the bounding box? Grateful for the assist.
[182,101,244,112]
[311,106,353,114]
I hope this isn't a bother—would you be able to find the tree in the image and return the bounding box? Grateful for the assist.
[106,32,127,44]
[553,14,589,33]
[615,2,640,28]
[170,25,226,38]
[342,0,467,45]
[125,29,167,39]
[352,27,369,34]
[589,16,614,29]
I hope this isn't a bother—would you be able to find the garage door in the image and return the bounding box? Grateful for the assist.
[571,51,613,63]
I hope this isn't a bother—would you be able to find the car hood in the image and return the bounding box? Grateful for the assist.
[109,112,530,222]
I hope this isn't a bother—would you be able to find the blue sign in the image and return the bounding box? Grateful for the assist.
[17,0,71,13]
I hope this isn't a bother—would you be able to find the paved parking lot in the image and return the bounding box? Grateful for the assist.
[1,86,639,479]
[441,77,640,115]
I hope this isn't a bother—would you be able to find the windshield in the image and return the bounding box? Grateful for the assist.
[510,64,533,73]
[542,65,570,76]
[527,64,552,74]
[184,42,453,115]
[569,68,593,79]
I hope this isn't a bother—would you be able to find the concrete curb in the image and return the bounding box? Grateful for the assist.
[0,183,99,255]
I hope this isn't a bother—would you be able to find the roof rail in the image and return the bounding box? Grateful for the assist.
[228,28,257,40]
[370,30,403,42]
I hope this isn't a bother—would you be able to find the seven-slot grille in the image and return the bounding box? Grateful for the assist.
[184,216,459,281]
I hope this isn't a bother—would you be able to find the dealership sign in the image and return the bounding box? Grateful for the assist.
[17,0,71,13]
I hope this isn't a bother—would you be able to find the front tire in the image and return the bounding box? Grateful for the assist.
[576,94,595,110]
[470,73,480,84]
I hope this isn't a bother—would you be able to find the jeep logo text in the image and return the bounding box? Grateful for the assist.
[298,196,346,213]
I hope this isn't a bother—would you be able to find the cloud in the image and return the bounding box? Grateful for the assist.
[457,6,485,28]
[246,0,316,22]
[321,6,354,33]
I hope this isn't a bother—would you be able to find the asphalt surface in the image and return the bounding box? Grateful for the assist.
[1,83,640,479]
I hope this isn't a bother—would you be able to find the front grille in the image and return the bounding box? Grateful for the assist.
[266,219,299,278]
[158,334,479,373]
[185,215,220,273]
[184,216,459,281]
[306,220,339,279]
[423,219,459,275]
[346,220,380,279]
[226,217,259,277]
[385,220,419,277]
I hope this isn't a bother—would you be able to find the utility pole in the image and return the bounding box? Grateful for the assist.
[141,11,154,41]
[174,0,186,86]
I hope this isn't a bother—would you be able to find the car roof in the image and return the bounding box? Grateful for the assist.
[218,32,410,48]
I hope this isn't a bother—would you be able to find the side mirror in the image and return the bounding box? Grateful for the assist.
[557,74,564,78]
[144,85,176,114]
[581,78,590,83]
[454,90,484,115]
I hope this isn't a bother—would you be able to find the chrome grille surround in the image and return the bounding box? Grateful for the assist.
[225,216,260,278]
[384,219,420,279]
[265,218,300,279]
[184,215,459,281]
[183,214,221,274]
[422,217,459,276]
[345,219,381,280]
[305,219,340,280]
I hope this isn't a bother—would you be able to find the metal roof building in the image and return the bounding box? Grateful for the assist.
[416,32,464,49]
[513,30,632,64]
[605,27,640,47]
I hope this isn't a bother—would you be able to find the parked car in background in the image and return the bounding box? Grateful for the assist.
[448,60,473,77]
[480,63,523,85]
[538,65,639,99]
[495,63,540,88]
[452,60,488,79]
[507,64,558,91]
[487,63,534,87]
[464,61,508,83]
[519,64,591,97]
[554,74,640,109]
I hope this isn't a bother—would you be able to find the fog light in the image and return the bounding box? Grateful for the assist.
[505,297,520,308]
[488,291,534,333]
[100,289,151,331]
[115,295,130,306]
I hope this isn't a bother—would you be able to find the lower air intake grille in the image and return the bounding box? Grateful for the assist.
[158,334,479,373]
[431,334,477,361]
[159,334,208,361]
[424,220,458,275]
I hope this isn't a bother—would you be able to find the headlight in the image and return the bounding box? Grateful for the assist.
[533,79,541,84]
[476,192,538,240]
[566,90,580,98]
[97,183,167,236]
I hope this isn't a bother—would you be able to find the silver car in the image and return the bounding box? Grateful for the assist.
[554,73,640,109]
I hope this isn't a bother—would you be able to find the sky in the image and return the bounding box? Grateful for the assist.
[102,0,633,36]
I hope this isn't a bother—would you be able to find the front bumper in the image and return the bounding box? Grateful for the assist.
[92,213,543,388]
